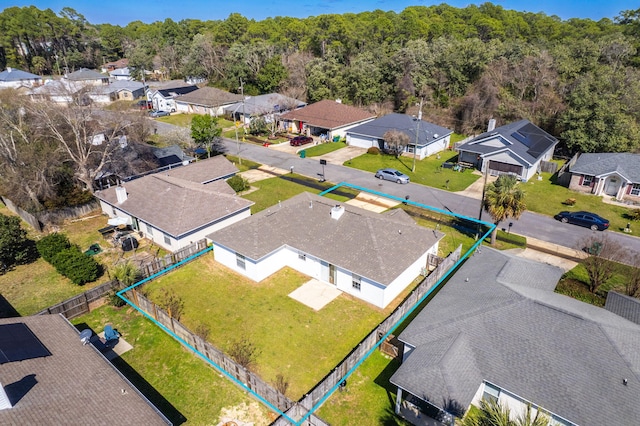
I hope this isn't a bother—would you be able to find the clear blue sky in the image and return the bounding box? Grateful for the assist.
[1,1,633,26]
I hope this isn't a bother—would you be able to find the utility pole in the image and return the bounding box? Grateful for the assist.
[236,78,245,164]
[412,98,423,173]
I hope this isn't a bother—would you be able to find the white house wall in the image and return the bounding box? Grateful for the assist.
[347,134,380,149]
[382,244,436,307]
[423,136,450,157]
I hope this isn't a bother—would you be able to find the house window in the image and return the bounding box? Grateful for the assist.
[236,253,246,270]
[163,235,171,246]
[631,183,640,196]
[582,175,593,186]
[482,382,500,403]
[146,224,153,236]
[352,274,361,291]
[298,252,306,261]
[112,207,117,216]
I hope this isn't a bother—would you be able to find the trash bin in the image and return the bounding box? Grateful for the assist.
[300,150,306,158]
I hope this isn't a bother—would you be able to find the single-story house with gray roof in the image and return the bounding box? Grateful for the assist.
[346,113,453,160]
[95,155,252,252]
[207,192,443,309]
[148,85,199,113]
[390,247,640,426]
[223,93,306,125]
[174,86,243,116]
[568,153,640,202]
[0,315,170,425]
[64,68,109,86]
[0,67,42,89]
[456,119,558,182]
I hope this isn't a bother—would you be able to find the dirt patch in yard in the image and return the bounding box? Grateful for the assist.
[217,401,273,426]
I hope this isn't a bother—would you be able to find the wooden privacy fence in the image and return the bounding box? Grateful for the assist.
[273,246,463,425]
[127,289,294,413]
[37,280,121,319]
[139,239,209,278]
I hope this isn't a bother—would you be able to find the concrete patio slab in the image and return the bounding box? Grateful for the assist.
[289,279,341,311]
[95,331,134,360]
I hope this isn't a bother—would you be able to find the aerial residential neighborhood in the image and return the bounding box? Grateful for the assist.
[1,3,640,426]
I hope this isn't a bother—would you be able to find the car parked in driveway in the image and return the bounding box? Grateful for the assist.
[289,135,313,146]
[149,110,170,118]
[375,168,410,184]
[555,210,609,231]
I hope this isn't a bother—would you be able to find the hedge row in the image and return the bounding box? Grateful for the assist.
[36,233,102,285]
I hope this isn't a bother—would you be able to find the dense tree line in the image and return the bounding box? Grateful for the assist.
[0,3,640,210]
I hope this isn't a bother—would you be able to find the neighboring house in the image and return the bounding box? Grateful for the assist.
[109,67,133,81]
[390,248,640,426]
[148,85,199,112]
[456,119,558,182]
[346,113,453,160]
[29,80,75,104]
[568,153,640,202]
[0,315,170,425]
[109,80,146,101]
[223,93,306,125]
[95,156,252,252]
[278,99,376,140]
[86,84,117,104]
[175,86,243,116]
[101,58,129,73]
[152,145,195,168]
[208,192,443,309]
[0,67,42,89]
[64,68,109,86]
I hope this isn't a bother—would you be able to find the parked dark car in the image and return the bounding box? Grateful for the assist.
[375,168,410,184]
[149,110,170,118]
[555,211,609,231]
[290,135,313,146]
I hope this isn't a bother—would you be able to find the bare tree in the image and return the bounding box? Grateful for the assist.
[624,253,640,297]
[228,337,260,370]
[579,235,624,294]
[383,129,410,158]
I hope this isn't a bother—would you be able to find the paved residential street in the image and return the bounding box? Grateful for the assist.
[223,137,640,255]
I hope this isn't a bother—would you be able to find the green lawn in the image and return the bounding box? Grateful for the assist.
[345,151,480,192]
[155,114,234,130]
[522,171,635,233]
[71,305,272,425]
[317,350,412,426]
[556,261,638,306]
[143,258,388,400]
[303,141,347,157]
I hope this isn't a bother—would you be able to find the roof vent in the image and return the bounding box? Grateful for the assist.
[330,205,345,220]
[6,67,11,73]
[0,382,12,410]
[115,186,128,204]
[309,201,313,209]
[487,118,496,132]
[433,133,439,138]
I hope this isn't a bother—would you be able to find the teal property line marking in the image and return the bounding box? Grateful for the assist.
[117,184,495,425]
[116,245,297,423]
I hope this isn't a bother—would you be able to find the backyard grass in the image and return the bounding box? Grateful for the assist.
[224,154,262,172]
[303,141,347,157]
[522,170,636,233]
[317,350,412,426]
[345,151,480,192]
[71,305,272,425]
[143,258,388,400]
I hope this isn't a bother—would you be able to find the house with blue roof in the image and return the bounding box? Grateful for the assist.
[456,119,558,182]
[568,153,640,202]
[0,67,42,89]
[346,113,453,160]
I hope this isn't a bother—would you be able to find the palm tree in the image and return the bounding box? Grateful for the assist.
[462,399,550,426]
[483,174,526,245]
[111,261,141,287]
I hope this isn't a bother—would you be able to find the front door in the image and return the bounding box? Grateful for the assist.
[604,177,620,196]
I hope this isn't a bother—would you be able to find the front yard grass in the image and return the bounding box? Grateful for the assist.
[303,141,347,157]
[556,261,638,307]
[345,151,480,192]
[143,258,388,400]
[71,305,272,425]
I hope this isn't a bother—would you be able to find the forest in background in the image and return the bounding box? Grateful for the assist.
[1,3,640,211]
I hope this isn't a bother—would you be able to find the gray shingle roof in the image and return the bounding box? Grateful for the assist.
[65,68,108,81]
[347,113,452,147]
[208,192,443,286]
[96,157,252,237]
[279,99,376,130]
[223,93,306,115]
[161,155,238,184]
[175,86,242,106]
[457,120,557,165]
[570,153,640,183]
[0,68,41,82]
[0,315,169,425]
[391,248,640,425]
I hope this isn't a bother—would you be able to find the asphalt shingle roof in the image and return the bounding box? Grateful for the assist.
[175,86,242,106]
[347,113,452,146]
[96,157,252,237]
[0,68,41,82]
[65,68,108,81]
[208,192,443,286]
[279,99,375,130]
[570,153,640,182]
[391,248,640,426]
[457,119,557,165]
[0,315,169,425]
[223,93,306,115]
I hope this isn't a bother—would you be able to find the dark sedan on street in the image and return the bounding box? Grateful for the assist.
[555,210,609,231]
[289,135,314,146]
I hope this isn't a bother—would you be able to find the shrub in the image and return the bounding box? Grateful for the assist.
[563,198,576,206]
[52,246,101,285]
[227,175,250,193]
[367,146,381,155]
[107,290,127,307]
[627,208,640,221]
[228,337,260,369]
[36,233,71,263]
[158,288,184,320]
[0,214,37,269]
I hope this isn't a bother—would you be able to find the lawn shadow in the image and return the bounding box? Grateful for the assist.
[0,293,20,318]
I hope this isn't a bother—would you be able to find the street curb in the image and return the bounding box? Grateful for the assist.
[525,237,588,263]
